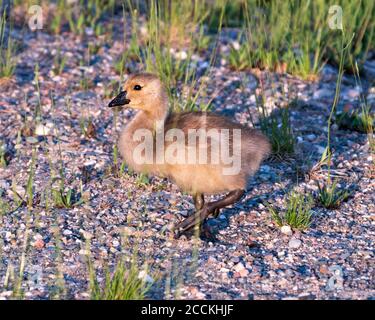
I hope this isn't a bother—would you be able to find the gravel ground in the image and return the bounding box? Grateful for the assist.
[0,13,374,300]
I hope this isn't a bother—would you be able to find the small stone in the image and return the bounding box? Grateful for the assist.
[207,256,216,264]
[0,180,9,189]
[319,264,329,274]
[33,239,45,250]
[79,229,93,240]
[5,231,12,241]
[346,88,360,99]
[313,88,332,99]
[63,229,72,236]
[35,123,52,136]
[231,256,240,263]
[232,41,241,50]
[26,137,39,144]
[120,226,136,236]
[278,278,289,287]
[288,238,302,249]
[281,225,293,236]
[180,210,189,217]
[234,262,246,273]
[239,268,249,277]
[138,270,154,283]
[0,291,13,298]
[316,145,326,155]
[175,50,188,60]
[7,185,25,198]
[277,250,285,257]
[264,254,273,262]
[84,160,96,166]
[306,134,316,142]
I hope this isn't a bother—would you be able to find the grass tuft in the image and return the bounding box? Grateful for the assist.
[89,258,153,300]
[258,106,295,158]
[269,192,313,230]
[336,108,374,133]
[0,10,16,79]
[52,49,67,76]
[316,180,350,209]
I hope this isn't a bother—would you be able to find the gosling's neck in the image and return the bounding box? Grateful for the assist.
[129,97,169,132]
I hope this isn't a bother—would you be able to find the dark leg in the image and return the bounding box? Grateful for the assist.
[193,193,204,210]
[174,189,245,238]
[206,189,245,217]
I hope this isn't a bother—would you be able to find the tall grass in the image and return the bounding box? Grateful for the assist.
[269,192,313,230]
[0,9,16,79]
[316,32,356,208]
[65,0,116,36]
[89,259,152,300]
[11,0,373,80]
[336,59,374,137]
[88,236,154,300]
[325,32,355,181]
[122,0,223,111]
[227,0,374,78]
[251,77,295,158]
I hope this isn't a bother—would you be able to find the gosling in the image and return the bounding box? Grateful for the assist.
[108,73,271,238]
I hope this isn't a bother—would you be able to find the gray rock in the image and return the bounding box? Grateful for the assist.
[289,238,302,249]
[281,225,293,236]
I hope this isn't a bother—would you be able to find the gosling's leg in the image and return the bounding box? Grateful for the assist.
[206,189,245,218]
[179,193,204,237]
[193,193,204,210]
[174,189,245,238]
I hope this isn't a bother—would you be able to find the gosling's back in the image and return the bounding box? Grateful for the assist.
[119,111,270,194]
[163,112,270,193]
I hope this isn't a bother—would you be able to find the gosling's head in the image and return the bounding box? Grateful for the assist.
[108,73,168,117]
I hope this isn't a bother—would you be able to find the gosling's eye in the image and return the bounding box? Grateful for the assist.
[133,85,142,91]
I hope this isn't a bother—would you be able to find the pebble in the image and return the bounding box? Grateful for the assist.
[306,134,316,142]
[234,262,249,278]
[281,225,293,236]
[0,180,9,189]
[7,185,25,198]
[33,239,45,250]
[35,123,53,136]
[319,264,329,274]
[26,137,39,144]
[79,229,93,240]
[313,88,332,99]
[84,160,96,166]
[288,238,302,249]
[277,251,285,258]
[63,230,73,236]
[345,88,360,99]
[232,41,240,50]
[138,270,154,283]
[316,145,326,155]
[231,256,240,263]
[261,164,271,173]
[175,50,188,60]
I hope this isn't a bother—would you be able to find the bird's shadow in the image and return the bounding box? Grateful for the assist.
[199,94,370,244]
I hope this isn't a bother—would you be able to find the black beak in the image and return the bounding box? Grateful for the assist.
[108,91,130,108]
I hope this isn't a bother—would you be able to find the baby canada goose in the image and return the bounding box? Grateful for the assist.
[108,73,271,239]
